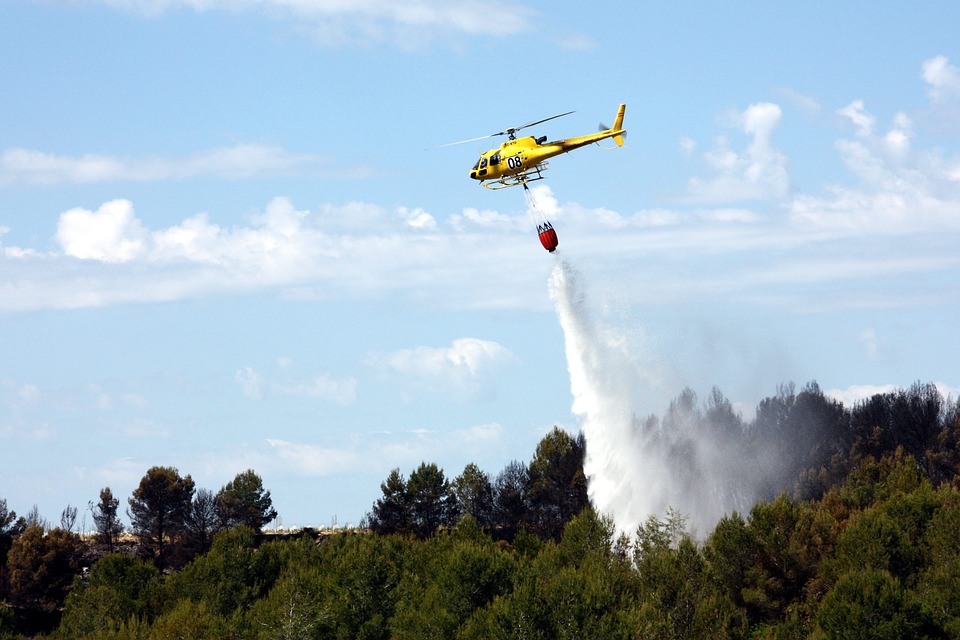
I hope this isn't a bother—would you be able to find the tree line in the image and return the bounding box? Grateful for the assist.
[2,380,960,638]
[364,426,588,542]
[0,467,276,631]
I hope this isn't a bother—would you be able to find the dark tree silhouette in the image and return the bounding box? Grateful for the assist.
[525,427,589,541]
[452,463,495,528]
[6,525,83,611]
[127,466,195,569]
[90,487,124,551]
[367,468,410,535]
[214,469,277,533]
[184,488,221,556]
[492,460,529,541]
[406,462,453,538]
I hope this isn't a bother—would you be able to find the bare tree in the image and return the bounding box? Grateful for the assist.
[24,504,47,531]
[184,488,220,556]
[60,504,78,532]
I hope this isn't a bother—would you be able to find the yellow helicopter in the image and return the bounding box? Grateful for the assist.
[436,104,626,190]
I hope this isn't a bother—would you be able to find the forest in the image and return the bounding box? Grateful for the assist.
[2,380,960,638]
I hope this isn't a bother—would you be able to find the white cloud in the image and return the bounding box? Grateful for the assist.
[837,105,911,159]
[265,438,361,476]
[825,383,899,407]
[18,383,41,404]
[526,184,559,218]
[0,144,350,186]
[826,382,960,408]
[235,367,264,400]
[453,422,503,445]
[0,192,552,312]
[684,102,789,203]
[774,86,822,118]
[922,55,960,102]
[261,419,506,478]
[73,456,146,489]
[3,55,960,316]
[237,365,356,405]
[366,338,515,400]
[86,0,535,48]
[368,337,514,378]
[837,99,876,136]
[60,197,325,275]
[791,94,960,235]
[884,112,912,155]
[57,200,148,263]
[276,374,357,405]
[934,382,960,400]
[399,207,437,230]
[451,207,517,230]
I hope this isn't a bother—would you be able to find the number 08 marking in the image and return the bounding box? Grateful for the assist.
[507,156,523,170]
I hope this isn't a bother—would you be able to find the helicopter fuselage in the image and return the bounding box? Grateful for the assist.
[469,104,626,188]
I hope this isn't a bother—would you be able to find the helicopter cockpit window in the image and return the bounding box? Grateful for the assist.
[479,157,488,169]
[472,159,480,170]
[490,153,501,165]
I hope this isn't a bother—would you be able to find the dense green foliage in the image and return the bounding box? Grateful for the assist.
[127,466,196,571]
[366,427,589,542]
[31,464,960,638]
[214,470,278,534]
[2,381,960,638]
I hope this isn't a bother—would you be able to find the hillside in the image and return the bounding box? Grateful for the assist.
[2,381,959,638]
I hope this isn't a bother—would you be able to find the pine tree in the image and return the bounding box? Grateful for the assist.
[214,470,277,533]
[90,488,124,551]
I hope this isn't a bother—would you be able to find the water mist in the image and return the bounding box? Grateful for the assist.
[549,258,764,537]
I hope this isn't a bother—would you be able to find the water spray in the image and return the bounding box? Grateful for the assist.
[549,258,764,537]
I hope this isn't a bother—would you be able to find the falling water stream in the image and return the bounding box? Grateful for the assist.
[549,258,762,536]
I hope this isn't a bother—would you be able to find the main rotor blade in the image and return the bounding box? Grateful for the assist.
[426,133,497,150]
[511,110,575,134]
[427,110,575,150]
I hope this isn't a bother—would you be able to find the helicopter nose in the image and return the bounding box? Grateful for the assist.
[470,170,478,179]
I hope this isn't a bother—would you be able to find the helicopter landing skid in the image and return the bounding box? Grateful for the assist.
[482,162,549,190]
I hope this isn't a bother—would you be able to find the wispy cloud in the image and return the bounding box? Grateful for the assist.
[236,364,357,405]
[367,338,515,378]
[773,86,822,119]
[82,0,535,48]
[265,438,363,476]
[2,58,959,316]
[555,33,597,51]
[922,55,960,103]
[792,83,960,236]
[0,144,361,186]
[683,102,790,203]
[262,420,506,477]
[0,192,554,312]
[825,382,960,408]
[366,338,516,401]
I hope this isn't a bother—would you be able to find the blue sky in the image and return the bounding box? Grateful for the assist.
[2,1,960,529]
